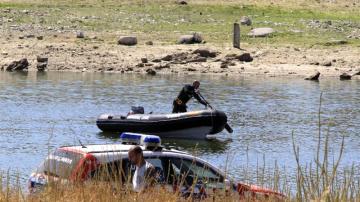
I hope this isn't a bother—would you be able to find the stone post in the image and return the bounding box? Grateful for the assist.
[233,23,240,49]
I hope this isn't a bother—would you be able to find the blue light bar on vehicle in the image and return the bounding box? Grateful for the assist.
[141,135,161,149]
[120,132,162,150]
[120,132,142,145]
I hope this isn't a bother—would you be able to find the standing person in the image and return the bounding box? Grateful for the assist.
[172,80,208,113]
[128,146,156,192]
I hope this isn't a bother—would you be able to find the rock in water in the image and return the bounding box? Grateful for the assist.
[248,28,275,37]
[37,62,47,71]
[236,53,253,62]
[6,58,29,71]
[305,71,321,80]
[193,48,218,58]
[118,36,137,46]
[76,31,85,38]
[339,73,352,80]
[146,68,156,75]
[240,16,252,26]
[177,33,203,44]
[36,56,48,71]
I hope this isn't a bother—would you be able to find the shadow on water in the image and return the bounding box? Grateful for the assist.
[97,131,122,140]
[97,132,232,154]
[162,138,232,154]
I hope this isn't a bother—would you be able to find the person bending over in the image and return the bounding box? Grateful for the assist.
[172,80,207,113]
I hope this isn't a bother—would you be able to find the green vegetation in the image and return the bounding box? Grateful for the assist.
[0,0,359,47]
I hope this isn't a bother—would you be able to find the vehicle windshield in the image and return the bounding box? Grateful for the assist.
[37,148,84,179]
[163,156,228,190]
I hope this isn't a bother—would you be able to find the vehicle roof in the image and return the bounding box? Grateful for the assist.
[60,143,188,155]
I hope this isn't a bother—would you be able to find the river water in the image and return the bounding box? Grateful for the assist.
[0,71,359,186]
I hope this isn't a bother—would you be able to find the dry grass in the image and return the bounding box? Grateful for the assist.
[1,0,359,9]
[0,0,359,46]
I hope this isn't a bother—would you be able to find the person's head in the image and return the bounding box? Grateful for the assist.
[128,145,144,166]
[192,80,200,89]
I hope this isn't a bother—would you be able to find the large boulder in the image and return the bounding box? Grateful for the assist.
[240,16,252,26]
[37,56,48,63]
[248,27,275,37]
[176,0,188,5]
[6,58,29,71]
[118,36,138,46]
[235,53,253,62]
[339,72,352,80]
[192,48,218,58]
[177,33,203,44]
[305,71,320,80]
[36,56,48,72]
[161,55,173,61]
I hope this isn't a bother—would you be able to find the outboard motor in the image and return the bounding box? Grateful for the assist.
[129,106,144,114]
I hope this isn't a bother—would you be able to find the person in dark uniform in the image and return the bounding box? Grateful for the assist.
[172,80,208,113]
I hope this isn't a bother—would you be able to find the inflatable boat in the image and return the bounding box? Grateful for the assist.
[96,110,228,139]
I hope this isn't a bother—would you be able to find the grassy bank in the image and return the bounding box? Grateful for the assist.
[0,0,359,47]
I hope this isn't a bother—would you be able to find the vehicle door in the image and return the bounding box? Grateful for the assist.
[165,155,229,199]
[89,158,130,185]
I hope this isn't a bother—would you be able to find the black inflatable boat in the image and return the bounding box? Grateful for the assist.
[96,110,228,139]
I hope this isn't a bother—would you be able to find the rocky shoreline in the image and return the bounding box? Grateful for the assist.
[1,31,360,80]
[1,2,360,80]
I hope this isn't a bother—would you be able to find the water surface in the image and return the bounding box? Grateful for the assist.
[0,72,359,185]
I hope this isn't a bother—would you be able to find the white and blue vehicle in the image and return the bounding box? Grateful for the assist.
[29,133,284,200]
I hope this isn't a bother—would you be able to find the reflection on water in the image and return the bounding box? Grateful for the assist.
[97,132,231,154]
[0,71,359,184]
